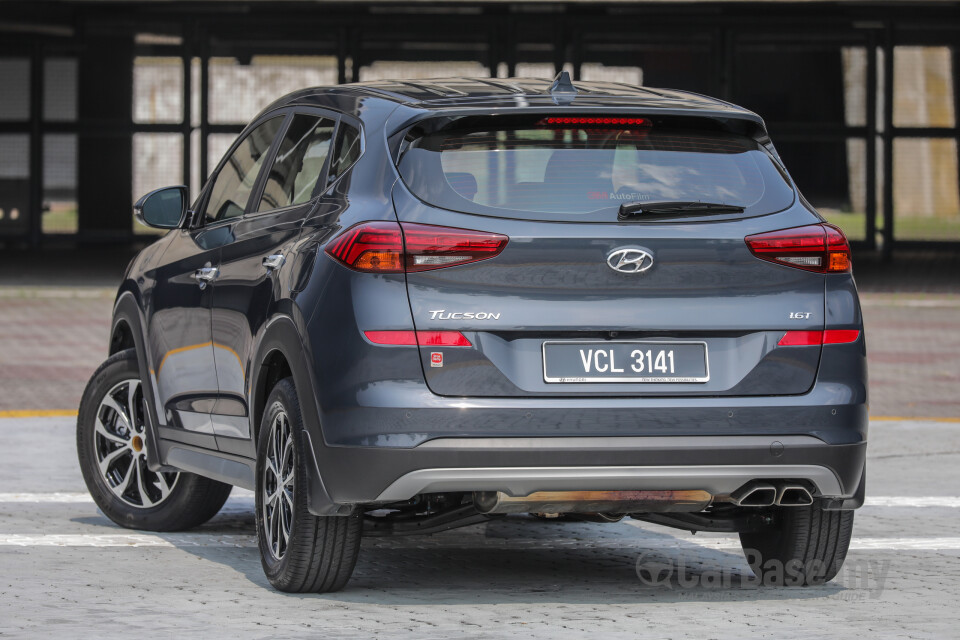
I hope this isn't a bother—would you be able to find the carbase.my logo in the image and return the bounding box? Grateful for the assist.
[635,550,890,595]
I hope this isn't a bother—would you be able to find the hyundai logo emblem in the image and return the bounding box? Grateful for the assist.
[606,247,654,273]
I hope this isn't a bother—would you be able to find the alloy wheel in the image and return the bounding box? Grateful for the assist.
[94,378,178,508]
[262,409,295,560]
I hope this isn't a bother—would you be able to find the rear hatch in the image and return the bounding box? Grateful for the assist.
[393,115,826,397]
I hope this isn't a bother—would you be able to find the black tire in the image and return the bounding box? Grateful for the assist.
[739,505,854,586]
[77,349,233,531]
[255,377,362,593]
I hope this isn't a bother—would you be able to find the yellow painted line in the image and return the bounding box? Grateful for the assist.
[871,416,960,423]
[0,410,78,418]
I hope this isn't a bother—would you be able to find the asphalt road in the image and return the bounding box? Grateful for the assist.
[0,417,958,639]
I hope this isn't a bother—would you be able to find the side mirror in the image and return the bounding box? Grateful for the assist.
[134,186,190,229]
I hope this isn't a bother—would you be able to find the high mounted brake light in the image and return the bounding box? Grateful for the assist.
[744,224,851,274]
[537,117,652,127]
[325,221,508,273]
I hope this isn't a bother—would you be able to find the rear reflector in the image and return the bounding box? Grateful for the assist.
[538,116,652,127]
[823,329,861,344]
[745,224,851,274]
[416,331,472,347]
[326,221,508,273]
[777,331,822,346]
[778,330,861,346]
[364,330,472,347]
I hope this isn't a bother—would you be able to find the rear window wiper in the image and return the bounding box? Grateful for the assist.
[618,201,745,221]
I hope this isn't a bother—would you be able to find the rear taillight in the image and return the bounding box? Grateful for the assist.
[364,330,472,347]
[403,223,508,272]
[325,222,404,273]
[778,330,861,346]
[745,224,851,273]
[325,221,508,273]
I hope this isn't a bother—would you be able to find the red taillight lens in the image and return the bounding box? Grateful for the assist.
[364,330,471,347]
[325,222,508,273]
[778,330,860,346]
[745,224,851,274]
[538,116,652,127]
[403,223,508,272]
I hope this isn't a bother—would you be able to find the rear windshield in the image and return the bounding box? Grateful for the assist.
[397,124,795,222]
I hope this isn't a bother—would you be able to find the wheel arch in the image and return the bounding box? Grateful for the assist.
[248,314,349,516]
[111,289,167,471]
[251,348,293,445]
[109,317,136,356]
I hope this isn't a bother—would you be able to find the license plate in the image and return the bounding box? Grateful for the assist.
[542,341,709,383]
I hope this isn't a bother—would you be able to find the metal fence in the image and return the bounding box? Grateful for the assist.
[0,1,958,255]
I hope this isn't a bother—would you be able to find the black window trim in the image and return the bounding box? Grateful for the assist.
[246,107,343,218]
[191,108,292,230]
[191,106,366,229]
[323,114,365,191]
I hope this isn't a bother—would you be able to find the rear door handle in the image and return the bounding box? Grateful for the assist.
[263,254,285,270]
[193,266,218,289]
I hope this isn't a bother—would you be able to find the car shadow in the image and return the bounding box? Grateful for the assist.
[73,505,847,604]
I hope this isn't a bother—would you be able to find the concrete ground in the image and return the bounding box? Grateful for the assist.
[0,247,958,637]
[0,417,957,638]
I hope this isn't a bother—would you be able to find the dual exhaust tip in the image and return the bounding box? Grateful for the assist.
[730,481,814,507]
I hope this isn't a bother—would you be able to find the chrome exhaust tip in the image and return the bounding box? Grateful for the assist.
[730,481,777,507]
[776,485,814,506]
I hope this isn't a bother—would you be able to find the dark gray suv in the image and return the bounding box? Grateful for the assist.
[76,73,866,592]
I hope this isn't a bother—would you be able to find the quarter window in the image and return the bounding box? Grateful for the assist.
[204,116,283,223]
[258,114,336,212]
[327,122,361,184]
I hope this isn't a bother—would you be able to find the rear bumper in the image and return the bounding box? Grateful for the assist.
[305,320,868,514]
[307,433,867,513]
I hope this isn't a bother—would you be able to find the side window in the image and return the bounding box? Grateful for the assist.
[327,122,362,185]
[204,116,284,223]
[258,114,335,212]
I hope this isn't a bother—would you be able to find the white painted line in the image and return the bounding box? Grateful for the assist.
[0,492,94,503]
[865,496,960,508]
[1,532,959,551]
[1,493,957,507]
[0,491,255,504]
[0,534,256,548]
[687,537,960,551]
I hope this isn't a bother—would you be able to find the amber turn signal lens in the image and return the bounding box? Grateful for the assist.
[354,250,403,272]
[828,251,850,272]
